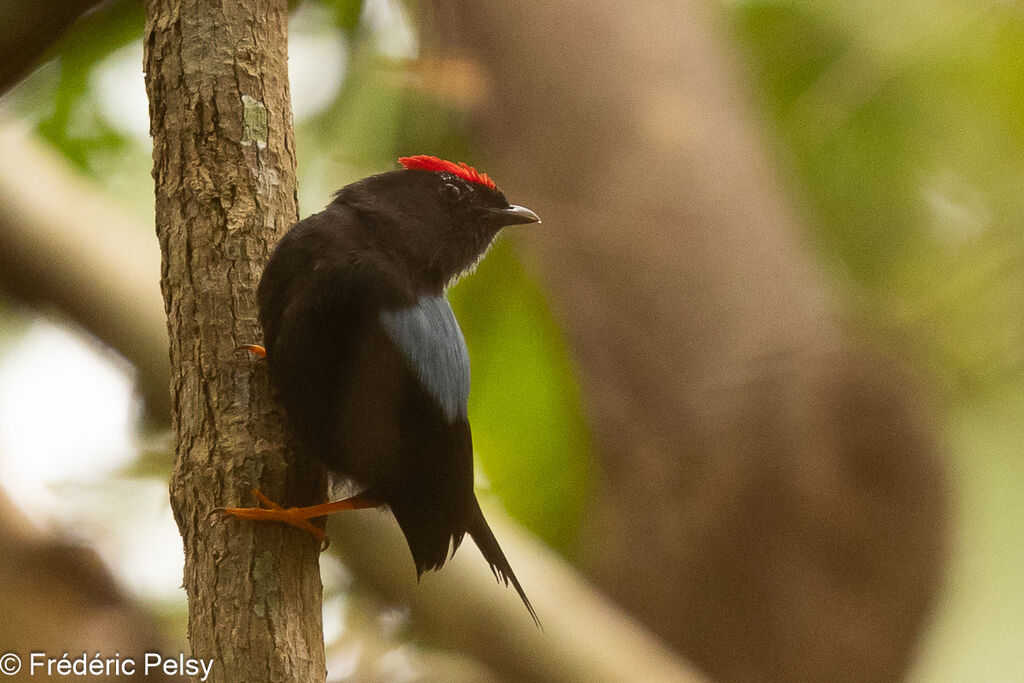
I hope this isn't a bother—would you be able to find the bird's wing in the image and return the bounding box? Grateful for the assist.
[378,294,471,423]
[369,295,477,574]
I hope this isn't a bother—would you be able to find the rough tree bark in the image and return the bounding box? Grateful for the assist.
[427,1,947,681]
[144,2,326,681]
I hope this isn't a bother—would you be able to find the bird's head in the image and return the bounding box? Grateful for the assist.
[334,155,540,291]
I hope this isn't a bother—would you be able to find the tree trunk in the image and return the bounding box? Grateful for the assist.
[144,2,326,681]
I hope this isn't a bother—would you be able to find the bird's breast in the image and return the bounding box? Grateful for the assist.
[378,295,471,422]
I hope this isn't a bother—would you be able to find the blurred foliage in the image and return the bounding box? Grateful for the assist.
[729,0,1024,400]
[36,0,143,169]
[449,241,591,552]
[909,388,1024,681]
[726,2,1024,680]
[328,0,366,31]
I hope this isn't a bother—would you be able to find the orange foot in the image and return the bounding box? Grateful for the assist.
[236,344,267,358]
[217,489,378,550]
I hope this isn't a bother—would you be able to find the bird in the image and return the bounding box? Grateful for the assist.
[222,155,541,624]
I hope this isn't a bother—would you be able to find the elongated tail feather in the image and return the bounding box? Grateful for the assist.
[468,498,541,628]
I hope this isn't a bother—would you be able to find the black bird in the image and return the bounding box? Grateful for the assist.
[223,155,541,624]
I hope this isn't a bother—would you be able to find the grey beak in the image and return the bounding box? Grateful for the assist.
[489,204,541,226]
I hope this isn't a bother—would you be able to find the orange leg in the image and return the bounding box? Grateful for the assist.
[218,488,379,549]
[236,344,267,358]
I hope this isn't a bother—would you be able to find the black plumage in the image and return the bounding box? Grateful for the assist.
[248,157,540,623]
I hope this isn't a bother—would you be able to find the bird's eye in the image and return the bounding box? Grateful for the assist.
[438,182,462,203]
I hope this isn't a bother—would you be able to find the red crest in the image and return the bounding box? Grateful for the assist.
[398,155,497,191]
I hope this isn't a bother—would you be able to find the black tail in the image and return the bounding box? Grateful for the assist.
[468,498,541,628]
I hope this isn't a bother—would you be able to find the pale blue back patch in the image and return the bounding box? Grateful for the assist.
[379,295,471,421]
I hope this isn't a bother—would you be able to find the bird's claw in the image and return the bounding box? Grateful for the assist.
[236,344,267,358]
[218,488,329,550]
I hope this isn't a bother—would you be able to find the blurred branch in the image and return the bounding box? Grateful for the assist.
[0,124,170,420]
[0,490,174,682]
[0,114,705,683]
[330,505,706,682]
[0,0,103,94]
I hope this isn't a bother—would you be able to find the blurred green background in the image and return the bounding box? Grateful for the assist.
[727,4,1024,678]
[0,0,1022,679]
